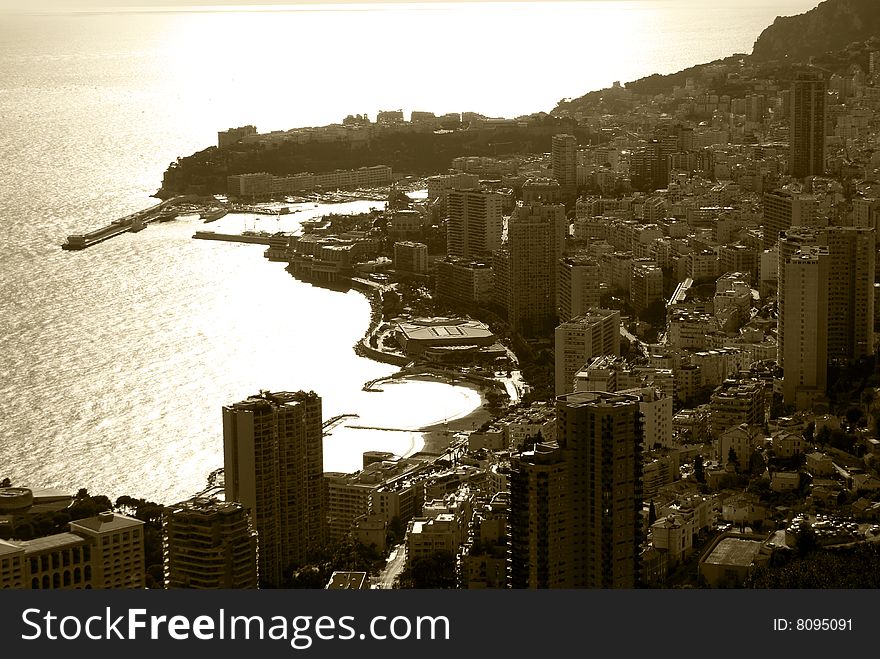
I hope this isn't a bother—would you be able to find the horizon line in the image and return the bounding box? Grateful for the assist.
[2,0,663,16]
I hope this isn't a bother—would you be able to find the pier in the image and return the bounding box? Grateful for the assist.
[346,424,423,432]
[192,230,275,245]
[322,413,360,435]
[61,195,211,251]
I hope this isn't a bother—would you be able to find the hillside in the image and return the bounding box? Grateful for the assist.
[752,0,880,61]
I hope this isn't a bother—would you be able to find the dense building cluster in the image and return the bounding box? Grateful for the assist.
[10,32,880,591]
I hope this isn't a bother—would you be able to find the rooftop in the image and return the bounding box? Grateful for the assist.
[398,319,493,342]
[325,571,369,590]
[7,533,86,555]
[557,390,640,408]
[227,390,319,412]
[165,497,247,517]
[70,512,144,534]
[0,539,24,556]
[703,537,764,567]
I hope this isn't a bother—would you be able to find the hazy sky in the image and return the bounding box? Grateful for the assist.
[3,0,605,9]
[0,0,501,11]
[0,0,813,12]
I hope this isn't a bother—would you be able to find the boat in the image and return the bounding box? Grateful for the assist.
[200,207,227,222]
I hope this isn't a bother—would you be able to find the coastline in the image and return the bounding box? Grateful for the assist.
[293,269,495,461]
[419,404,493,455]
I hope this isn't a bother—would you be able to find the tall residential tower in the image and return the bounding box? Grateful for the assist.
[510,391,643,588]
[446,188,503,259]
[789,72,826,178]
[495,202,567,337]
[223,390,325,587]
[551,133,578,198]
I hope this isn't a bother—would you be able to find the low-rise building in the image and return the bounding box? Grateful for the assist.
[806,452,835,476]
[771,471,801,492]
[325,571,370,590]
[395,318,497,358]
[699,534,772,588]
[406,514,461,563]
[652,514,693,565]
[0,512,144,590]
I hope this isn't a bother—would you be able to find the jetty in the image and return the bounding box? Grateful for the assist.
[322,413,360,435]
[192,231,275,245]
[61,195,210,251]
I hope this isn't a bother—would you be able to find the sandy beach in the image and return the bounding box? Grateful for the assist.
[417,388,495,455]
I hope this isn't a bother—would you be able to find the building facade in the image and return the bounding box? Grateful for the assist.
[499,202,568,337]
[436,258,494,307]
[556,391,643,588]
[557,256,601,322]
[554,310,621,395]
[223,390,325,587]
[162,497,258,589]
[446,188,503,259]
[509,392,643,589]
[551,133,578,198]
[789,72,826,178]
[781,246,830,408]
[393,241,428,274]
[1,512,145,590]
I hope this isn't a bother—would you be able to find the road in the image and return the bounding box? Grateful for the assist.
[620,324,649,358]
[375,543,406,589]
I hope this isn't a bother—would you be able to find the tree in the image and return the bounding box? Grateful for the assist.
[728,447,740,472]
[816,425,831,446]
[749,450,765,476]
[694,455,706,483]
[639,298,667,327]
[387,516,406,547]
[845,406,864,427]
[0,478,10,488]
[648,501,658,525]
[795,525,819,558]
[397,551,456,589]
[829,429,856,454]
[802,421,815,443]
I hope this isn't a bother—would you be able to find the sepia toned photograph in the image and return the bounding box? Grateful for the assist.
[3,0,880,599]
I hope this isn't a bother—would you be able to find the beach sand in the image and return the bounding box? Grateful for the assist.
[417,398,494,455]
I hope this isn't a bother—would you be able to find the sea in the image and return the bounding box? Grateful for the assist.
[0,0,818,505]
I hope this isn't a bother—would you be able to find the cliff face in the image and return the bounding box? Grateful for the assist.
[752,0,880,61]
